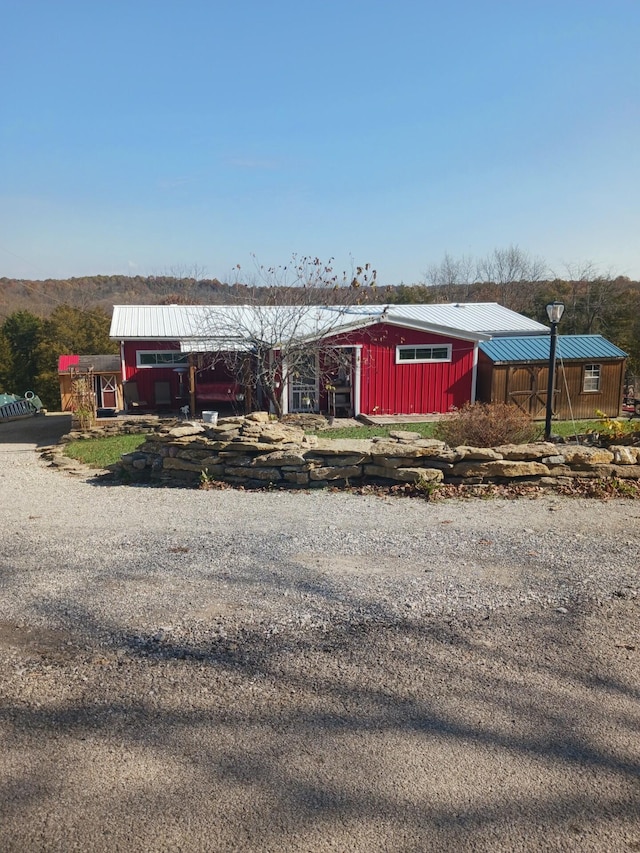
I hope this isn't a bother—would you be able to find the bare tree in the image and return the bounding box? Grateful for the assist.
[556,261,627,337]
[226,254,378,307]
[477,245,547,311]
[201,256,377,416]
[424,246,546,309]
[424,252,477,301]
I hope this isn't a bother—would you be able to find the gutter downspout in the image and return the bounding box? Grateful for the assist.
[119,342,127,412]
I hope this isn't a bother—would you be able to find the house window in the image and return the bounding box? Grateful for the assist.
[136,351,189,368]
[583,364,601,392]
[396,344,452,364]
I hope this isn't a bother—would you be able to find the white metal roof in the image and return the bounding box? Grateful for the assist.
[385,303,548,336]
[110,303,548,344]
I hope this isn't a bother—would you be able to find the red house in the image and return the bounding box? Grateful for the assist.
[109,303,548,417]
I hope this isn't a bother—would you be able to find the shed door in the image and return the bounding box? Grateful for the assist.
[99,375,118,408]
[506,366,547,417]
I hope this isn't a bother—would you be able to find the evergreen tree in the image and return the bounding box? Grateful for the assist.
[1,311,43,395]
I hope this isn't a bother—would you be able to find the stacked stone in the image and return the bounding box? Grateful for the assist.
[115,413,640,488]
[62,416,161,442]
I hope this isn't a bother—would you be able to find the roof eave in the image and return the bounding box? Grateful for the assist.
[383,317,491,342]
[486,355,626,365]
[489,329,549,337]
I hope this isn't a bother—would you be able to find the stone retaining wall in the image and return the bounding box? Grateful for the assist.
[114,413,640,489]
[67,416,161,437]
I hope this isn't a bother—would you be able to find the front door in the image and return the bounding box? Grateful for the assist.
[289,354,318,412]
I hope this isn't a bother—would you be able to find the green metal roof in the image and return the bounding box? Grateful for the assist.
[479,334,627,363]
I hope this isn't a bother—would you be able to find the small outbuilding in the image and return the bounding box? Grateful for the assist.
[58,354,123,415]
[476,335,627,419]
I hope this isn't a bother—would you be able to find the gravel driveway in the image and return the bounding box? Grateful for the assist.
[1,414,639,852]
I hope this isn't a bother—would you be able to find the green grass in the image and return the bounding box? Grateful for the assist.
[547,418,638,439]
[63,434,147,468]
[311,417,638,442]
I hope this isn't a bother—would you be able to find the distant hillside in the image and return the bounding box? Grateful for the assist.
[1,274,639,391]
[1,275,639,372]
[0,275,231,317]
[0,274,397,318]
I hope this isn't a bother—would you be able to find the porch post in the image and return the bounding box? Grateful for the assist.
[188,357,196,417]
[119,341,126,379]
[470,343,479,403]
[353,347,362,417]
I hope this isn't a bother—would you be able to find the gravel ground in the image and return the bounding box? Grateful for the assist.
[1,414,639,852]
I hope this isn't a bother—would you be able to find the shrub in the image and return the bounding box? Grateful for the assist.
[434,402,538,448]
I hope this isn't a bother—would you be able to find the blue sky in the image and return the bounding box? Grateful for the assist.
[2,0,639,284]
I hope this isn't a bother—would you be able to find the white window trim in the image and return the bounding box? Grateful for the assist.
[582,363,601,393]
[395,344,452,364]
[136,350,189,368]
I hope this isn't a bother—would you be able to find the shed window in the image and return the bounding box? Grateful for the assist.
[396,344,452,364]
[583,364,601,392]
[137,351,189,368]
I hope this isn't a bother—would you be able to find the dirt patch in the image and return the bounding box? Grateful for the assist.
[0,621,76,660]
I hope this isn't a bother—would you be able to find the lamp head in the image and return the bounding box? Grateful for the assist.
[546,301,565,324]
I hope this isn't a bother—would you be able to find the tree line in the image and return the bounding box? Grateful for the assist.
[393,248,640,372]
[1,249,638,409]
[0,305,116,408]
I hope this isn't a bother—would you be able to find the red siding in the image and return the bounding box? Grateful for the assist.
[123,324,477,415]
[123,341,183,406]
[331,324,475,415]
[123,341,243,410]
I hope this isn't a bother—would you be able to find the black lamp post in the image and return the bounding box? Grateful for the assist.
[544,300,565,441]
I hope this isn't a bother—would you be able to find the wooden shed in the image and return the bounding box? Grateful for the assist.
[58,355,124,415]
[476,335,627,419]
